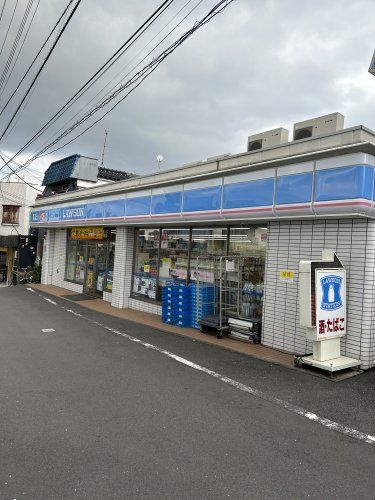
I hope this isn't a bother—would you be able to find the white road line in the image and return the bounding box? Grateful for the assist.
[38,292,375,446]
[43,297,57,305]
[26,287,36,293]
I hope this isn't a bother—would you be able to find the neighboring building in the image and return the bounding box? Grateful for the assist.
[41,154,133,197]
[31,113,375,369]
[0,181,38,284]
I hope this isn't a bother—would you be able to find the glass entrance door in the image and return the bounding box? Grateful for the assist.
[84,243,100,296]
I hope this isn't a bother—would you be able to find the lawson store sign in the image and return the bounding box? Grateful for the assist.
[30,153,375,226]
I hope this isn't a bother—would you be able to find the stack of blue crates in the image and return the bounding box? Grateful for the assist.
[162,282,190,327]
[189,283,216,329]
[173,283,190,327]
[161,282,175,325]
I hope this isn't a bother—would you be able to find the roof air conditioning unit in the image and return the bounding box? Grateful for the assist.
[293,112,344,141]
[247,127,289,152]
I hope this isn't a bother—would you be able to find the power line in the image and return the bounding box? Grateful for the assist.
[36,0,199,154]
[2,0,235,183]
[0,0,19,60]
[0,0,176,171]
[0,0,41,100]
[0,0,7,27]
[0,0,82,141]
[32,0,235,160]
[0,152,42,191]
[0,0,35,93]
[0,0,75,118]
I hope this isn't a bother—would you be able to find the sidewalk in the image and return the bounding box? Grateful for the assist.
[31,284,295,368]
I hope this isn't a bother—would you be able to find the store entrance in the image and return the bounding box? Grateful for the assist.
[83,242,107,297]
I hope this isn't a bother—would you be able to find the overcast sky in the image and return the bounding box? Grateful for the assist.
[0,0,374,183]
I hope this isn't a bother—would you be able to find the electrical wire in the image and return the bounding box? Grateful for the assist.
[0,0,19,60]
[36,0,200,153]
[0,0,35,93]
[32,0,235,159]
[0,0,75,118]
[0,152,42,191]
[0,0,176,172]
[0,0,82,141]
[0,0,7,27]
[0,0,41,100]
[2,0,235,184]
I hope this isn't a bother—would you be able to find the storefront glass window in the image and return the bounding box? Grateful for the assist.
[105,242,115,292]
[75,241,86,284]
[158,228,190,292]
[229,226,267,320]
[66,240,77,281]
[190,228,227,282]
[132,228,160,299]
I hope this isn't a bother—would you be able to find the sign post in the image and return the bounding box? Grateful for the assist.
[299,250,360,372]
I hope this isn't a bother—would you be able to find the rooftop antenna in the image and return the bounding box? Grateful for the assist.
[101,129,108,167]
[156,154,164,171]
[369,49,375,76]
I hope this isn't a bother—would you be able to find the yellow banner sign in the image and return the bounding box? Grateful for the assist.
[71,227,106,240]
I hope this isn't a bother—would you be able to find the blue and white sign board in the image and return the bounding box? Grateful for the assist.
[315,268,346,340]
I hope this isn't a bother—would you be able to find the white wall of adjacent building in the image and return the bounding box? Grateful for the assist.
[0,182,37,236]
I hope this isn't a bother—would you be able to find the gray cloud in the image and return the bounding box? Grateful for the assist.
[0,0,374,180]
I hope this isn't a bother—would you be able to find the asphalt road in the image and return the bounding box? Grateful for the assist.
[0,286,374,500]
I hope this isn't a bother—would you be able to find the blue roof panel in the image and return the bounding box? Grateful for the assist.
[42,155,80,186]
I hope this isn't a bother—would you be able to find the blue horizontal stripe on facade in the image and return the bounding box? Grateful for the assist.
[104,199,125,218]
[183,186,222,212]
[223,178,274,209]
[315,165,373,202]
[86,202,104,219]
[30,163,375,223]
[126,196,151,216]
[276,172,313,205]
[151,192,182,214]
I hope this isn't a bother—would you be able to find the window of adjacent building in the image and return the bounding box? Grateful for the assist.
[2,205,20,224]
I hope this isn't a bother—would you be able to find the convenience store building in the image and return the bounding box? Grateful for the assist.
[31,113,375,369]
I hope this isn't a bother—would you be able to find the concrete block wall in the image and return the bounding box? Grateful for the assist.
[41,228,83,293]
[262,218,375,369]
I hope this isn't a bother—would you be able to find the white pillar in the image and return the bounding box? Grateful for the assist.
[111,226,135,308]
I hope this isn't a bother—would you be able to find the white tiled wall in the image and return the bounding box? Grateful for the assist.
[41,228,83,293]
[128,297,162,316]
[262,219,375,369]
[111,226,134,308]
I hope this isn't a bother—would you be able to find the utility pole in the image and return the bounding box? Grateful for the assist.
[101,129,108,167]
